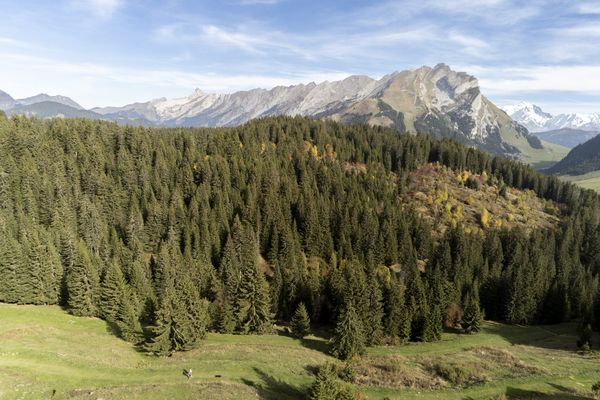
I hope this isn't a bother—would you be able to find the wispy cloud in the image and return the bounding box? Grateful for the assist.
[576,2,600,14]
[76,0,124,18]
[238,0,282,4]
[0,37,29,48]
[0,51,350,107]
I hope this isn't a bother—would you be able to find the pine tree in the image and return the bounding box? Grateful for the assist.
[290,302,311,338]
[422,303,443,341]
[99,261,126,321]
[461,291,483,334]
[144,271,211,355]
[66,241,99,317]
[0,235,23,303]
[115,289,143,343]
[308,363,356,400]
[234,224,272,334]
[365,275,384,345]
[216,295,236,334]
[331,301,366,360]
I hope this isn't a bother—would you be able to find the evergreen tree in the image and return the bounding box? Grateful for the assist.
[365,275,384,345]
[115,289,143,343]
[290,302,311,338]
[99,261,126,321]
[308,363,356,400]
[461,291,483,334]
[66,241,99,317]
[216,295,236,334]
[331,301,366,360]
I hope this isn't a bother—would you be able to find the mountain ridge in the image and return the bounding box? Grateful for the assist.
[503,102,600,132]
[0,64,554,159]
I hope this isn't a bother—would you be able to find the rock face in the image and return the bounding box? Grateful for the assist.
[17,94,83,110]
[0,90,16,110]
[504,102,600,132]
[92,64,540,157]
[1,64,550,158]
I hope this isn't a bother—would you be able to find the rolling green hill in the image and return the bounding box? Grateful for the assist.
[1,304,600,400]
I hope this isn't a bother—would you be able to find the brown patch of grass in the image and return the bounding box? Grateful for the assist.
[468,346,546,378]
[354,355,445,389]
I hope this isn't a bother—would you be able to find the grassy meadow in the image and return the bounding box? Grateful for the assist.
[560,171,600,192]
[1,304,600,399]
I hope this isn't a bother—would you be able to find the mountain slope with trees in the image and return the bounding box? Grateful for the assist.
[0,114,599,355]
[548,133,600,176]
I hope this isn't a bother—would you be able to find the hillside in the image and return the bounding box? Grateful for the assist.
[2,304,600,399]
[535,128,598,148]
[548,133,600,175]
[5,101,104,119]
[406,164,559,236]
[1,115,599,371]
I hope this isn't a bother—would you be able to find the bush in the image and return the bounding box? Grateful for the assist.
[592,381,600,394]
[309,363,357,400]
[338,361,357,383]
[432,362,470,386]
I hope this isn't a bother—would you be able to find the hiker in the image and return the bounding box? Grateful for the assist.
[184,368,192,379]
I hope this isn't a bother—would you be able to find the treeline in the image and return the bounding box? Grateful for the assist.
[0,114,599,355]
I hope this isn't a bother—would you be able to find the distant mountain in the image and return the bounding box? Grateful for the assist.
[0,90,16,110]
[1,65,564,161]
[535,128,598,149]
[95,64,549,159]
[17,93,83,110]
[547,134,600,175]
[502,102,552,132]
[6,101,103,120]
[503,102,600,132]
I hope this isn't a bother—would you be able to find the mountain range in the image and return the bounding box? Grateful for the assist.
[503,102,600,133]
[0,64,565,161]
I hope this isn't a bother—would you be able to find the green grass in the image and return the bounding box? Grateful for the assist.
[560,170,600,192]
[1,304,600,399]
[520,140,569,169]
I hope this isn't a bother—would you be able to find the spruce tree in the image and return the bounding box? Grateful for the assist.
[234,224,272,334]
[331,301,366,360]
[66,241,99,317]
[308,363,356,400]
[216,295,236,334]
[461,292,483,334]
[115,289,143,343]
[365,275,384,345]
[290,302,311,338]
[99,261,126,321]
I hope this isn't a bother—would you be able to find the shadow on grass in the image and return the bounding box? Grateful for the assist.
[502,385,594,399]
[241,367,308,400]
[482,321,592,353]
[276,327,332,355]
[299,337,331,354]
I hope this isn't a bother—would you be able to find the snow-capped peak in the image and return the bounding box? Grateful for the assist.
[504,101,600,132]
[502,102,553,132]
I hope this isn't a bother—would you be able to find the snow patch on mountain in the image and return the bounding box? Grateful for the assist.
[503,102,600,132]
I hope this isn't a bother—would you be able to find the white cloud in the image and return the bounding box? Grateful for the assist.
[0,37,30,48]
[76,0,124,18]
[464,65,600,95]
[577,2,600,14]
[0,51,350,108]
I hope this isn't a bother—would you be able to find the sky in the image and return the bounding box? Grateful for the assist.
[1,0,600,113]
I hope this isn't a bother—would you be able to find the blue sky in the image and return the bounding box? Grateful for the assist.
[1,0,600,113]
